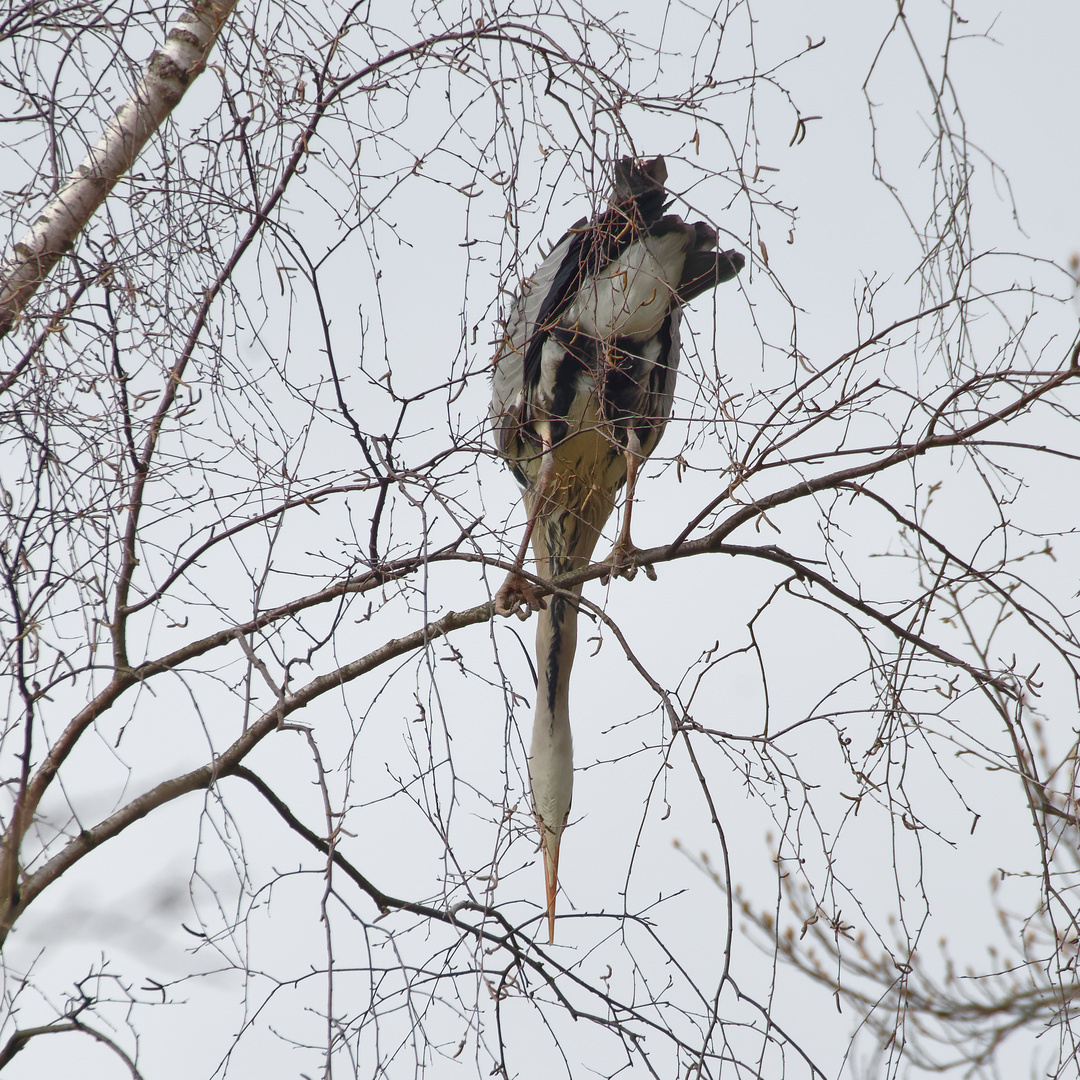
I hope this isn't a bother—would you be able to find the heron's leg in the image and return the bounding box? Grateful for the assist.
[496,428,555,620]
[602,428,657,583]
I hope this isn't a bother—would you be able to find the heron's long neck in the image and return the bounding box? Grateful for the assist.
[534,583,578,727]
[530,587,577,802]
[529,490,607,715]
[526,495,606,836]
[528,566,580,939]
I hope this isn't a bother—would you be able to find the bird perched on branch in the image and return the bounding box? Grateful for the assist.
[490,156,744,941]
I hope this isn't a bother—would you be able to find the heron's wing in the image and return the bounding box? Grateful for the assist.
[518,226,587,394]
[489,226,581,448]
[639,242,742,451]
[649,311,681,442]
[515,160,674,394]
[491,158,700,448]
[492,208,634,428]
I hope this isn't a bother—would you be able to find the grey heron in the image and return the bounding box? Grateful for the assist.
[490,156,744,941]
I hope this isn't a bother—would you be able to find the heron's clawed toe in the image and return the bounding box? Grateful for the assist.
[602,541,654,584]
[495,573,545,620]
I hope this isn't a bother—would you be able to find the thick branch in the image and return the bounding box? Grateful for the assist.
[6,600,496,935]
[0,0,240,337]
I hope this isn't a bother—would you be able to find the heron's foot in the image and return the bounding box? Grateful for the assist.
[600,541,657,585]
[495,572,545,620]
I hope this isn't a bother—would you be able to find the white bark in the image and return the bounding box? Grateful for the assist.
[0,0,240,337]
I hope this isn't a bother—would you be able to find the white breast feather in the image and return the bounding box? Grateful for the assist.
[569,230,688,341]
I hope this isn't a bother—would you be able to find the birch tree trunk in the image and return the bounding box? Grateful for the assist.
[0,0,240,338]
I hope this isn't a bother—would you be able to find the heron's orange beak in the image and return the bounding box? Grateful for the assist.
[542,829,562,943]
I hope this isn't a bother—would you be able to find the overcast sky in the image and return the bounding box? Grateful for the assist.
[5,2,1080,1078]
